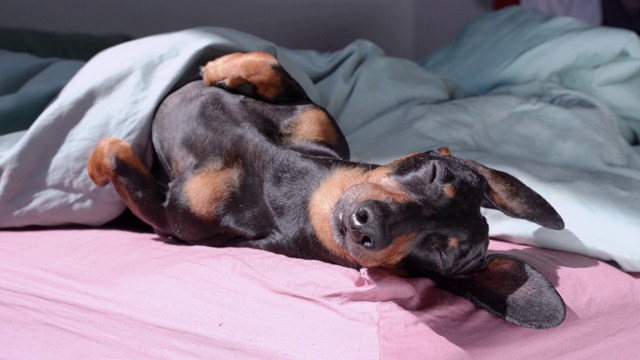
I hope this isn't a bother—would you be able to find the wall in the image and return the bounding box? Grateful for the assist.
[0,0,492,59]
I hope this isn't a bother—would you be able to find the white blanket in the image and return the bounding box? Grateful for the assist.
[1,8,639,270]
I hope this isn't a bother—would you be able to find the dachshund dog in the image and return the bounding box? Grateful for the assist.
[88,51,566,328]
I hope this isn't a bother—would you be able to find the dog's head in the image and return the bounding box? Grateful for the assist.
[311,147,565,328]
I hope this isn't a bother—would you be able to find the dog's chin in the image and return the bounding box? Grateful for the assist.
[330,204,393,269]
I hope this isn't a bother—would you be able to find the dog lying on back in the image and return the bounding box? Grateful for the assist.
[88,52,566,328]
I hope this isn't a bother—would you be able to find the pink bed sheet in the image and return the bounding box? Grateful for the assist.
[1,228,639,359]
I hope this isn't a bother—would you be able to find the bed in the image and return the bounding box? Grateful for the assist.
[1,6,640,359]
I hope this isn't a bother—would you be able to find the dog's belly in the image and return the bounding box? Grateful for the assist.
[152,81,310,180]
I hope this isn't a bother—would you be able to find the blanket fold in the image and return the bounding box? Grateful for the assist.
[421,6,640,143]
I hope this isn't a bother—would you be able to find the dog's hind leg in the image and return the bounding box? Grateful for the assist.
[88,138,171,236]
[200,51,310,104]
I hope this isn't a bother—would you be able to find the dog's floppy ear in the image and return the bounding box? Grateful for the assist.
[463,160,564,230]
[437,254,565,329]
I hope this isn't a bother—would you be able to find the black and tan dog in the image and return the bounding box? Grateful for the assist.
[88,52,566,328]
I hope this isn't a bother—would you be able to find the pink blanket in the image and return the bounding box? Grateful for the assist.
[1,228,639,359]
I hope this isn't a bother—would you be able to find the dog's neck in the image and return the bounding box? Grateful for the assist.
[232,149,364,267]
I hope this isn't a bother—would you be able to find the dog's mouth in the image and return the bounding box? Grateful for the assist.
[332,208,349,247]
[332,203,356,250]
[336,211,347,237]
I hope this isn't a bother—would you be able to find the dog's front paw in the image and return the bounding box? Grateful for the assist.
[87,138,133,187]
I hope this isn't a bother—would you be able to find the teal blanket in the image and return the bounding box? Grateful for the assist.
[0,50,83,135]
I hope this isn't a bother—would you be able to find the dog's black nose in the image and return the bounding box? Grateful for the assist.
[346,201,392,250]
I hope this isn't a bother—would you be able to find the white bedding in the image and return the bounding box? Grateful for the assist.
[0,7,639,270]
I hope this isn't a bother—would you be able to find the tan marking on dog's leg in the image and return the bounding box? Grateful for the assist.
[448,237,461,249]
[289,107,340,147]
[87,138,170,233]
[183,165,242,221]
[201,52,283,101]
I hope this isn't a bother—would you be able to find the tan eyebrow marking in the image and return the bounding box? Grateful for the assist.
[443,183,457,198]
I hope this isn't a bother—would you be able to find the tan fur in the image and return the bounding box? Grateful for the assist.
[356,232,416,268]
[308,167,365,265]
[443,183,457,199]
[308,164,415,268]
[184,164,242,221]
[201,52,283,100]
[87,137,148,187]
[289,107,340,147]
[437,146,451,156]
